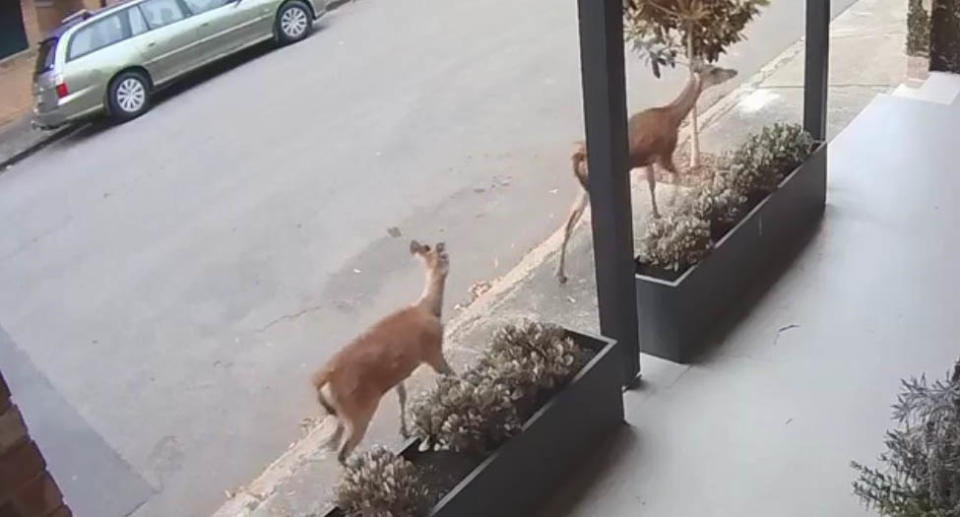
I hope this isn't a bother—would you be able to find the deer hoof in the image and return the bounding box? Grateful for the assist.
[400,427,410,439]
[556,271,568,285]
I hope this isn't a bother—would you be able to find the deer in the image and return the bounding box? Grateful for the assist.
[310,240,454,464]
[555,64,737,284]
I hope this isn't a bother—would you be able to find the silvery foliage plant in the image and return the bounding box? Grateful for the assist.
[409,321,586,454]
[335,446,430,517]
[637,213,712,271]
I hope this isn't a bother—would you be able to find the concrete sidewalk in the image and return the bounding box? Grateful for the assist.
[213,0,910,514]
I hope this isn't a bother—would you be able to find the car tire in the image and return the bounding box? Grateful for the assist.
[107,71,151,122]
[276,1,313,44]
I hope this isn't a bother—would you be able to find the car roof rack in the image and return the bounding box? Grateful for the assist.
[61,9,94,25]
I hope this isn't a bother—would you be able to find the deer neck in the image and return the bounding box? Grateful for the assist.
[667,73,703,126]
[416,269,447,318]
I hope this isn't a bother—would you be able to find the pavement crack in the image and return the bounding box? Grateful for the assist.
[254,302,326,333]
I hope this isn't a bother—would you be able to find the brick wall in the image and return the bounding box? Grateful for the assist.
[0,371,71,517]
[20,0,43,47]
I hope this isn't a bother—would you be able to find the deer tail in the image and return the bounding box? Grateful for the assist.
[310,368,338,416]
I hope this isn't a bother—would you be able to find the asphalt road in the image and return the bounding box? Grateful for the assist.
[0,0,856,515]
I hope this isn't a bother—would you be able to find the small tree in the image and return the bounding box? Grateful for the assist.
[624,0,768,167]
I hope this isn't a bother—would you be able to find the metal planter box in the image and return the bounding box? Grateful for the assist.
[325,329,623,517]
[635,143,828,363]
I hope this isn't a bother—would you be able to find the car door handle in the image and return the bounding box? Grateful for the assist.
[147,41,157,47]
[201,22,210,27]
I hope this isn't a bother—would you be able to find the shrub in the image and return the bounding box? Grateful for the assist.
[335,446,430,517]
[637,213,712,271]
[473,321,588,407]
[728,123,814,196]
[408,373,521,454]
[677,166,746,227]
[851,358,960,516]
[409,321,587,454]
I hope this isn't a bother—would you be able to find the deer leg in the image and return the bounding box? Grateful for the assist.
[646,165,661,219]
[325,418,344,452]
[427,351,456,376]
[556,191,588,284]
[337,407,375,465]
[396,382,409,438]
[659,156,680,206]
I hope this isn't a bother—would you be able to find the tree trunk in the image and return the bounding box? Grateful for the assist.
[690,102,700,168]
[686,25,701,168]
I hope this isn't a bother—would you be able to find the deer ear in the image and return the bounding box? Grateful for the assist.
[409,240,423,255]
[435,242,446,253]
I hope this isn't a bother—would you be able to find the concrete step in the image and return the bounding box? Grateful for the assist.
[892,71,960,105]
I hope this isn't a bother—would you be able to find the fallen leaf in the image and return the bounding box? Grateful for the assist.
[468,281,492,301]
[353,268,362,274]
[548,188,558,194]
[387,226,402,238]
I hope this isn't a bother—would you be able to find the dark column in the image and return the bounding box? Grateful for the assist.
[576,0,640,385]
[930,0,960,73]
[804,0,830,142]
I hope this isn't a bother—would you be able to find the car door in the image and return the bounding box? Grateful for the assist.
[184,0,272,63]
[136,0,206,84]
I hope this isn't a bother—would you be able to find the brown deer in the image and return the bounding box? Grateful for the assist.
[555,65,737,284]
[311,240,454,464]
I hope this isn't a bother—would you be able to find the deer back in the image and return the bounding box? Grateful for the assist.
[325,306,442,399]
[627,107,680,167]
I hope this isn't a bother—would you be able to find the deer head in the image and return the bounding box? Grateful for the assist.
[697,65,738,90]
[410,240,449,276]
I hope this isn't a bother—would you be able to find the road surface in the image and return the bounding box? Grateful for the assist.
[0,0,856,515]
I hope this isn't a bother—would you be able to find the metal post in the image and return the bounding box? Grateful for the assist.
[576,0,640,386]
[804,0,830,141]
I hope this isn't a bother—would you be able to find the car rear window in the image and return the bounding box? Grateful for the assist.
[68,13,126,60]
[34,38,58,75]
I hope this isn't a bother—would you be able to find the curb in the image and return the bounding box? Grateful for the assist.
[0,124,79,174]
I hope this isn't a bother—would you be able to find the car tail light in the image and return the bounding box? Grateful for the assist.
[55,80,68,99]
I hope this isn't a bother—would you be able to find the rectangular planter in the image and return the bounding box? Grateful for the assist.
[635,142,828,363]
[326,329,623,517]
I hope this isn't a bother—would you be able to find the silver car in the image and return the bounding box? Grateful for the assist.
[33,0,323,128]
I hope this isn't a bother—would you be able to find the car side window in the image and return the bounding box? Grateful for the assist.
[182,0,230,14]
[128,6,149,36]
[67,14,126,60]
[139,0,187,29]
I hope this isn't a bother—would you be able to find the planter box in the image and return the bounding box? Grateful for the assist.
[326,329,623,517]
[635,142,828,363]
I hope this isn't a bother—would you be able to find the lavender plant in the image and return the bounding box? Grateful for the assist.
[409,321,587,454]
[637,213,712,271]
[677,166,746,227]
[851,358,960,516]
[335,446,430,517]
[728,123,814,196]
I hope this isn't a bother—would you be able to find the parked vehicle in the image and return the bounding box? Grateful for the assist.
[33,0,324,128]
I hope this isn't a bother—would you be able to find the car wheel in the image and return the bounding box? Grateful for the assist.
[107,71,151,122]
[276,1,312,44]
